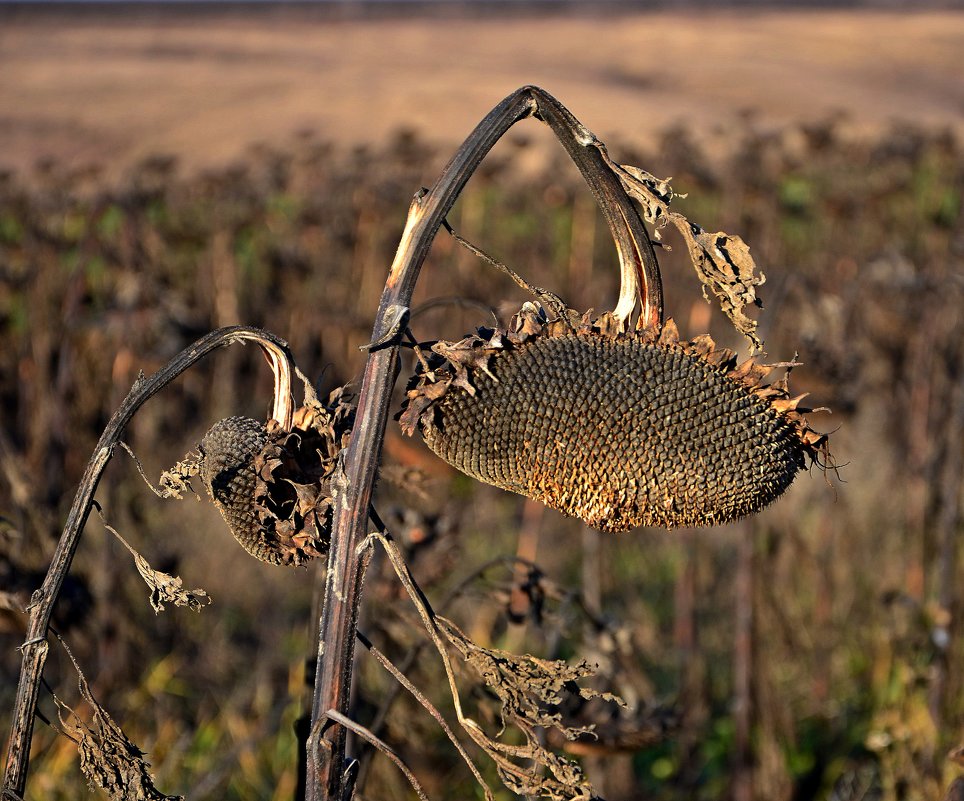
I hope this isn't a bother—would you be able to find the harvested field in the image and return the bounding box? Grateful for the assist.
[1,8,962,178]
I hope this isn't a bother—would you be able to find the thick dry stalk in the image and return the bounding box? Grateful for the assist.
[306,85,664,800]
[2,326,295,798]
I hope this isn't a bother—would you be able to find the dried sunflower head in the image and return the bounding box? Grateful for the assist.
[193,387,354,566]
[399,305,829,532]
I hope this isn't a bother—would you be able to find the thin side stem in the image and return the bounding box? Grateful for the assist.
[2,326,294,798]
[322,710,430,801]
[357,632,493,799]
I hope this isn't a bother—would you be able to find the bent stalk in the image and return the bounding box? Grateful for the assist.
[2,327,295,798]
[306,84,663,801]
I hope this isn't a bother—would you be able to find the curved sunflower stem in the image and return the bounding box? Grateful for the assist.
[528,89,663,331]
[2,327,296,798]
[261,341,295,430]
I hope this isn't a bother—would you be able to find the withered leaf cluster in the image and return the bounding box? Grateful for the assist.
[130,551,211,614]
[437,614,617,800]
[372,530,626,801]
[54,643,182,801]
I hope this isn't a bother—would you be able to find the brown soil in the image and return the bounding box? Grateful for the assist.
[1,8,962,178]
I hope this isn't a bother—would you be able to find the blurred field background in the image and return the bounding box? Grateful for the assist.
[1,4,964,800]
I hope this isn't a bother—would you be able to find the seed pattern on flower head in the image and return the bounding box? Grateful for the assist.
[200,416,272,560]
[400,307,829,532]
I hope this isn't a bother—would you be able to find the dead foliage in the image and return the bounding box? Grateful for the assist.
[53,638,182,801]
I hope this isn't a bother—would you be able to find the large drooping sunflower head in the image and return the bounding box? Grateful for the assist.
[400,304,830,533]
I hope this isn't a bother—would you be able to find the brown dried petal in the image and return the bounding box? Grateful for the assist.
[731,357,772,387]
[398,381,449,437]
[657,318,680,346]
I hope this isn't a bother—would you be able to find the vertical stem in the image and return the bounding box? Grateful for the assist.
[306,87,540,801]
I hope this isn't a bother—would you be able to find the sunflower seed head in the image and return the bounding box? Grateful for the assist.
[196,389,354,566]
[400,309,830,532]
[199,416,271,560]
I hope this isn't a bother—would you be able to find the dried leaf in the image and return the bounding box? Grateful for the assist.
[94,503,211,613]
[770,393,810,414]
[601,150,767,350]
[373,530,613,801]
[616,164,676,227]
[667,216,766,351]
[55,637,183,801]
[120,442,200,501]
[74,718,183,801]
[689,333,716,356]
[433,337,499,382]
[441,617,621,736]
[132,552,211,614]
[731,357,771,387]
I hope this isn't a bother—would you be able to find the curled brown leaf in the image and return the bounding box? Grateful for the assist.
[599,149,767,350]
[131,552,211,614]
[94,503,210,613]
[54,636,183,801]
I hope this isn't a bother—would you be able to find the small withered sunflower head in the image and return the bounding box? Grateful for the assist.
[399,305,830,532]
[197,388,354,566]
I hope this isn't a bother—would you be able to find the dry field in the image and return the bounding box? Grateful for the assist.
[1,7,963,178]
